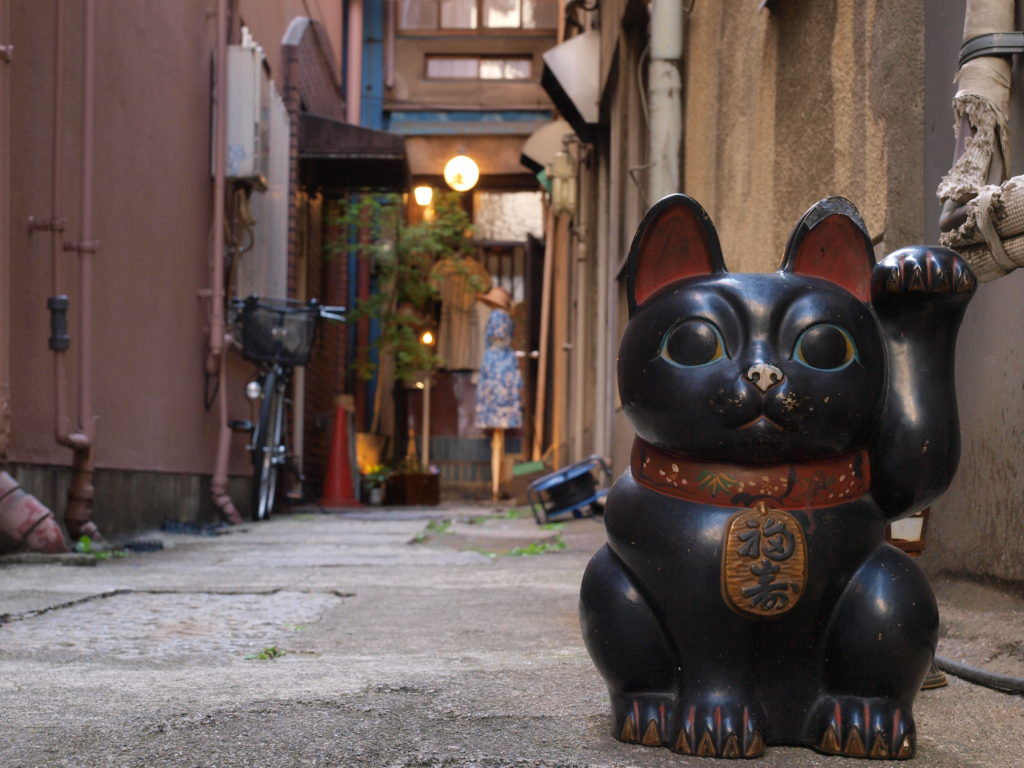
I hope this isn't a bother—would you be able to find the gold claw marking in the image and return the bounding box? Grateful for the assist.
[745,730,765,758]
[819,725,841,754]
[697,731,717,757]
[641,719,661,747]
[896,733,914,759]
[722,733,741,758]
[909,264,925,291]
[619,714,636,743]
[843,727,866,757]
[674,727,693,755]
[870,733,890,759]
[956,268,976,293]
[887,269,901,294]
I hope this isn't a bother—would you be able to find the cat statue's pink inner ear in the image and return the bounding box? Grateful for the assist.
[631,197,724,309]
[785,213,873,302]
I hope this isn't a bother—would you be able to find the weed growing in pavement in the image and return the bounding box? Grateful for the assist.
[507,534,567,557]
[410,518,453,544]
[245,646,286,660]
[73,535,130,560]
[539,522,565,531]
[467,534,568,559]
[467,507,531,525]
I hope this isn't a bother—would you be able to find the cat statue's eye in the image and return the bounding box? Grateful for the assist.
[659,319,727,368]
[793,324,858,371]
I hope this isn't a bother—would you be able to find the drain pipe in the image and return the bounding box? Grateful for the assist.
[346,0,363,124]
[648,0,684,203]
[208,0,240,523]
[61,0,101,541]
[0,0,11,461]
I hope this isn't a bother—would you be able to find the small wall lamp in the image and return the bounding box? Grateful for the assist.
[413,186,434,206]
[549,144,578,216]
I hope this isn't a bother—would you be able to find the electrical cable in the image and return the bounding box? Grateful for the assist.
[934,654,1024,695]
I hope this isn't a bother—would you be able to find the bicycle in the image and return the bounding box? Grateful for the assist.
[231,295,345,521]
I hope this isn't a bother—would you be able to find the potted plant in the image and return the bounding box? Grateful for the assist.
[360,464,390,506]
[330,191,483,506]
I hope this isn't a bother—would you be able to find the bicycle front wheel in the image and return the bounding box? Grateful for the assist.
[251,374,284,521]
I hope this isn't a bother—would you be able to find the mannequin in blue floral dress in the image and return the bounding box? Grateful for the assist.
[475,286,522,498]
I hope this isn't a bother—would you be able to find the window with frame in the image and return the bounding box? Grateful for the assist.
[426,55,533,80]
[401,0,558,31]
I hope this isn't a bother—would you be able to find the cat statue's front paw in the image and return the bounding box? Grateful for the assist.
[873,246,976,298]
[808,695,916,760]
[670,700,766,759]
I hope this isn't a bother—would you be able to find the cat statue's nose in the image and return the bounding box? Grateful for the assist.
[746,363,784,392]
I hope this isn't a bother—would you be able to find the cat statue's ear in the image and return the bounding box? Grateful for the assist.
[780,197,875,302]
[626,194,726,315]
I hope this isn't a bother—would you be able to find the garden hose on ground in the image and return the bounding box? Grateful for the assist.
[934,654,1024,695]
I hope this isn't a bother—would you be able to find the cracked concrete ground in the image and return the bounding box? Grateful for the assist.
[1,504,1022,767]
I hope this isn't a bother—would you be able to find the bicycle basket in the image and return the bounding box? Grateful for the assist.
[240,299,318,366]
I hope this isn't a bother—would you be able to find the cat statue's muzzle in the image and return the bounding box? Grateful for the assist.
[745,362,784,392]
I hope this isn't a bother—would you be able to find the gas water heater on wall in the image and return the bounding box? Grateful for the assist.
[212,42,270,185]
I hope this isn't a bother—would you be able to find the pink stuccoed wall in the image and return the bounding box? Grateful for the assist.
[6,0,342,479]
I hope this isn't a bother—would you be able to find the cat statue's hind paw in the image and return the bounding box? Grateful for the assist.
[809,695,916,760]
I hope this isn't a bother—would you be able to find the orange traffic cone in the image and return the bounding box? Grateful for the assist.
[320,395,361,507]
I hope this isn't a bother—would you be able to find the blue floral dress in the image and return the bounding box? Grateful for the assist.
[475,309,523,429]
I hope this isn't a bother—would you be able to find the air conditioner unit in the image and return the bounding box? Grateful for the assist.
[213,44,270,183]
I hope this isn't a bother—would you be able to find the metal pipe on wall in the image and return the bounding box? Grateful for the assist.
[209,0,241,523]
[62,0,101,541]
[50,0,70,447]
[571,150,590,461]
[346,0,363,124]
[594,151,610,462]
[0,0,11,463]
[531,207,556,462]
[647,0,683,203]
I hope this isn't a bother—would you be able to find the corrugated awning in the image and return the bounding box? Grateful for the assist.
[298,113,409,190]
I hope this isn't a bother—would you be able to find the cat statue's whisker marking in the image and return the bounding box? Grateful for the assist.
[581,194,974,760]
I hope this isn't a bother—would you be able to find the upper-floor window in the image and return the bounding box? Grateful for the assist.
[401,0,559,31]
[426,55,532,79]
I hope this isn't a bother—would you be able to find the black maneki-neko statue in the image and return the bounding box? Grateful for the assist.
[580,194,975,759]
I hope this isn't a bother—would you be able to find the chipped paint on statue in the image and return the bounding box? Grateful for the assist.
[580,195,975,759]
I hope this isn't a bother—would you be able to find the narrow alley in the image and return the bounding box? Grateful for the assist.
[2,505,1022,767]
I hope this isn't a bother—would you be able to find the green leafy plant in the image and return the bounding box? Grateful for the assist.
[329,191,483,382]
[362,463,391,490]
[245,646,286,661]
[410,517,453,543]
[508,534,567,557]
[73,535,129,560]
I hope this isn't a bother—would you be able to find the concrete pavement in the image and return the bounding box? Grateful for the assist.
[1,504,1022,767]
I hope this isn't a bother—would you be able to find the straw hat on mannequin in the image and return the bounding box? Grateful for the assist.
[478,285,512,312]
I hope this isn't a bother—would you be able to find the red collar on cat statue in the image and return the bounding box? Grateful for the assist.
[630,438,871,510]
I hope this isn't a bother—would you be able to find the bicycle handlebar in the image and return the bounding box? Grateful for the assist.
[318,306,346,323]
[230,295,345,322]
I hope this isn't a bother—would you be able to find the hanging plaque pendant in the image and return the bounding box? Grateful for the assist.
[721,501,808,618]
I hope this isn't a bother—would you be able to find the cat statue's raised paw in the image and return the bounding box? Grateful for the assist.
[580,195,975,760]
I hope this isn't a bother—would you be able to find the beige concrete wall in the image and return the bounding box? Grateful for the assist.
[683,0,924,270]
[389,31,555,110]
[923,0,1024,582]
[6,0,307,479]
